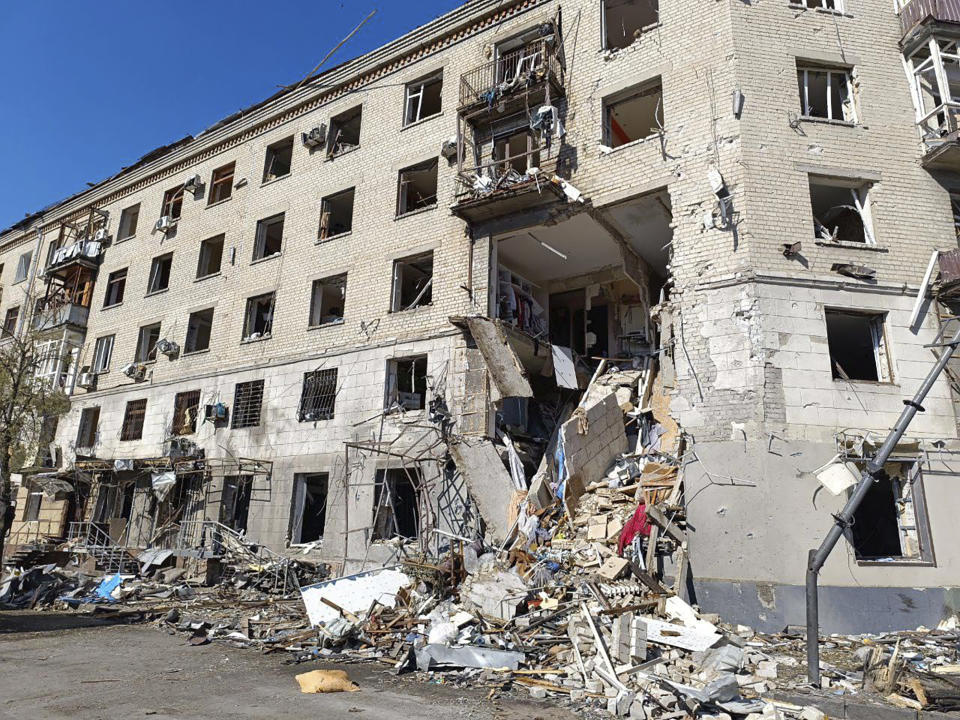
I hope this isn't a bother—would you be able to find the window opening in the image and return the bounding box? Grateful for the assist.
[208,162,235,204]
[23,483,42,522]
[810,178,874,244]
[253,213,284,260]
[319,188,355,240]
[92,334,114,373]
[147,253,173,293]
[14,251,32,284]
[391,252,434,311]
[161,186,184,220]
[232,380,264,429]
[798,65,856,122]
[308,274,346,327]
[172,390,201,436]
[404,72,443,125]
[851,461,932,562]
[290,473,329,544]
[76,406,100,449]
[242,292,275,340]
[372,468,421,540]
[197,235,224,278]
[184,308,214,353]
[117,204,140,241]
[327,105,362,157]
[602,0,660,50]
[120,398,148,441]
[386,355,428,411]
[135,322,161,363]
[603,79,663,147]
[221,475,253,532]
[297,368,338,421]
[2,307,19,337]
[825,310,890,382]
[397,159,438,215]
[263,137,293,182]
[104,269,127,307]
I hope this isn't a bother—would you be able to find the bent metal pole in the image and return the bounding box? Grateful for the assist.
[805,324,960,685]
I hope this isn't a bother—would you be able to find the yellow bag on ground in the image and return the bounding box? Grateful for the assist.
[295,669,360,693]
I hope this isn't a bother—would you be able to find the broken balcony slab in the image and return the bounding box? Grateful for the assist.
[457,316,535,398]
[448,437,519,541]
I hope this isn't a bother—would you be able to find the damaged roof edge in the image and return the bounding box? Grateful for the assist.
[0,0,539,247]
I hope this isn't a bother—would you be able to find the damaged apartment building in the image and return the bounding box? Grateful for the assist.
[2,0,960,633]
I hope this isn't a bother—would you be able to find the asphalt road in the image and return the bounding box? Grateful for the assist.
[0,611,579,720]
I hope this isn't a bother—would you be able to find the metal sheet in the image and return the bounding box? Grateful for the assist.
[415,643,524,671]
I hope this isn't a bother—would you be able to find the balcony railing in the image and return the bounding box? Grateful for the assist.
[900,0,960,37]
[46,240,103,273]
[458,38,564,110]
[33,301,89,332]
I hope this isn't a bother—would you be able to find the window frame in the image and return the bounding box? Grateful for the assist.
[385,354,429,411]
[161,185,184,220]
[824,308,893,384]
[308,274,347,327]
[184,308,214,354]
[147,252,174,294]
[253,213,285,261]
[14,251,32,284]
[120,398,148,441]
[242,292,275,341]
[396,158,439,216]
[289,472,330,545]
[2,306,19,337]
[208,162,235,205]
[22,483,42,522]
[92,334,115,374]
[403,71,444,126]
[602,78,664,148]
[196,234,225,278]
[117,203,140,241]
[76,406,100,450]
[297,368,339,422]
[172,389,202,436]
[809,176,876,245]
[135,322,162,363]
[263,137,294,183]
[391,251,434,312]
[318,188,355,241]
[797,64,857,123]
[231,379,265,429]
[103,268,127,308]
[601,0,661,50]
[326,105,363,158]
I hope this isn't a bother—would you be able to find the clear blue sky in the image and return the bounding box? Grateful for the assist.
[0,0,464,230]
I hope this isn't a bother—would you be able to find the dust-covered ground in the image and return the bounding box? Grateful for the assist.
[0,611,580,720]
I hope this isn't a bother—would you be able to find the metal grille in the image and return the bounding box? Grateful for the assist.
[120,398,147,441]
[297,369,337,422]
[172,390,201,435]
[232,380,264,429]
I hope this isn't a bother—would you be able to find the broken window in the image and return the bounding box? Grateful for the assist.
[161,186,184,220]
[208,162,235,204]
[308,274,346,327]
[147,253,173,294]
[253,213,284,261]
[602,0,660,50]
[117,203,140,241]
[290,473,329,544]
[92,334,114,374]
[851,461,933,562]
[297,368,338,421]
[396,159,438,215]
[493,129,539,177]
[2,307,19,337]
[798,0,842,10]
[327,105,362,157]
[391,251,433,312]
[231,379,264,429]
[404,72,443,125]
[197,234,224,278]
[809,177,875,244]
[825,309,890,382]
[386,355,428,411]
[604,79,663,147]
[242,292,275,341]
[263,137,293,182]
[103,268,127,307]
[372,468,421,540]
[14,251,31,284]
[135,322,161,363]
[172,389,201,436]
[76,406,100,450]
[318,188,355,240]
[23,483,42,522]
[797,64,856,122]
[120,398,148,441]
[184,308,214,353]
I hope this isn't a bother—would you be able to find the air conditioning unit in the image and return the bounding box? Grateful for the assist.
[183,174,202,195]
[77,372,97,391]
[302,124,327,148]
[154,215,176,233]
[92,228,109,242]
[121,363,147,382]
[204,403,228,422]
[440,136,457,160]
[155,338,180,358]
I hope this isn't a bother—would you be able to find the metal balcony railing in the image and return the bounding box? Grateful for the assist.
[458,39,563,110]
[67,521,138,574]
[900,0,960,37]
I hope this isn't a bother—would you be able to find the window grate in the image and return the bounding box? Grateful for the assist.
[298,369,338,421]
[120,398,148,441]
[232,380,264,429]
[172,390,201,436]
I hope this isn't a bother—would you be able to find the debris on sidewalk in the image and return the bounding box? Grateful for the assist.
[295,669,360,693]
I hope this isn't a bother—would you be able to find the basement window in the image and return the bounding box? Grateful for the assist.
[397,159,438,215]
[604,79,663,148]
[602,0,660,50]
[309,274,346,327]
[2,307,18,337]
[263,137,293,182]
[184,308,214,353]
[810,177,875,244]
[372,468,421,540]
[327,105,362,157]
[172,389,201,436]
[404,72,443,126]
[117,203,140,241]
[135,322,161,363]
[242,292,275,341]
[297,368,338,421]
[391,251,433,312]
[103,269,127,307]
[253,213,284,260]
[147,252,173,294]
[386,355,428,411]
[290,472,329,544]
[76,406,100,450]
[824,309,891,382]
[23,483,42,522]
[14,251,31,284]
[161,186,184,220]
[120,398,148,441]
[197,235,224,278]
[231,379,264,429]
[92,334,114,374]
[797,63,856,122]
[318,188,355,240]
[208,162,235,204]
[851,461,933,563]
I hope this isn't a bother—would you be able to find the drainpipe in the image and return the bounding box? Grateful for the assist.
[805,323,960,685]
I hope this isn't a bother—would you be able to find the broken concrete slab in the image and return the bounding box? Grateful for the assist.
[463,316,533,398]
[448,438,518,541]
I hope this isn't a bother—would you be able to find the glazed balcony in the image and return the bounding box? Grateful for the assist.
[900,0,960,42]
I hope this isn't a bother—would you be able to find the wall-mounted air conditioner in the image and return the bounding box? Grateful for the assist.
[154,216,176,233]
[121,363,147,382]
[302,124,327,148]
[77,372,97,391]
[155,339,180,358]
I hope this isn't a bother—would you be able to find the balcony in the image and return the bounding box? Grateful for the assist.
[45,239,103,275]
[33,301,89,332]
[452,154,568,225]
[458,37,564,120]
[900,0,960,42]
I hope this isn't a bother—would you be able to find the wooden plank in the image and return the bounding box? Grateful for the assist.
[645,505,686,543]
